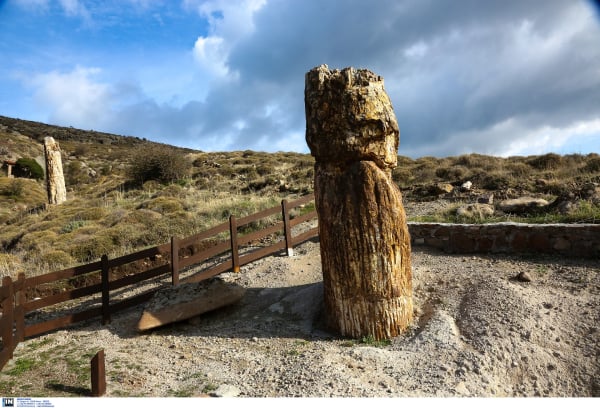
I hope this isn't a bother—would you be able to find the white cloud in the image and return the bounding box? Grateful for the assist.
[13,0,49,6]
[201,0,265,37]
[429,117,600,159]
[404,41,428,59]
[28,66,113,128]
[15,0,91,22]
[193,36,231,78]
[502,119,600,157]
[8,1,600,157]
[126,0,162,9]
[58,0,82,16]
[13,0,50,11]
[188,0,266,80]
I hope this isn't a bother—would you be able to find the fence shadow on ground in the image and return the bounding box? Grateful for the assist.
[0,195,319,370]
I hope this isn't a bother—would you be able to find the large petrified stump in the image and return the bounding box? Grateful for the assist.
[305,65,413,340]
[43,136,67,205]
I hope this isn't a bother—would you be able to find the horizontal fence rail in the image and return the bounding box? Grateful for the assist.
[0,194,318,370]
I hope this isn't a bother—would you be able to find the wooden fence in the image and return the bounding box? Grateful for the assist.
[0,194,318,370]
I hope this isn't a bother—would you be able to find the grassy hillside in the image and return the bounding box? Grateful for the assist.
[1,116,599,278]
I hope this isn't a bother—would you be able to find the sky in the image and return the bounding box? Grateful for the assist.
[1,0,600,158]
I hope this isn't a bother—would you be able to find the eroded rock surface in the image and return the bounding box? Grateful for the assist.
[43,136,66,205]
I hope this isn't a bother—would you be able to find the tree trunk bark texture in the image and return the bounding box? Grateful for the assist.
[44,136,67,205]
[305,65,413,340]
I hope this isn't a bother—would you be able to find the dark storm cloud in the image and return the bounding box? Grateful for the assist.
[83,0,600,157]
[170,0,599,156]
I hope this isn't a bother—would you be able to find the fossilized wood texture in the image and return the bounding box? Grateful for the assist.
[43,136,66,205]
[137,279,246,332]
[315,161,413,339]
[305,65,399,170]
[305,65,413,340]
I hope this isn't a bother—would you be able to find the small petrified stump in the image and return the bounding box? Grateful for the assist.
[305,65,413,340]
[43,136,66,205]
[137,279,246,332]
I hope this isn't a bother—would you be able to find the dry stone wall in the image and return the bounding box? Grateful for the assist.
[408,222,600,258]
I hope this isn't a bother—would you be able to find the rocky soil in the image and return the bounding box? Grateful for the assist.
[2,233,599,398]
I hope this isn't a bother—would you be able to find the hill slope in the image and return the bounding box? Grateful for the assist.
[0,116,599,279]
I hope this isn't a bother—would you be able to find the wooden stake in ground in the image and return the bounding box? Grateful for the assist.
[43,136,67,205]
[90,349,106,397]
[305,65,413,340]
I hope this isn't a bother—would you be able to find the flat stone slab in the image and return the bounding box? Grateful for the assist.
[137,279,246,332]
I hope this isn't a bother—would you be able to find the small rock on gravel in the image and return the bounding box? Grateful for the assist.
[516,271,532,282]
[211,384,241,397]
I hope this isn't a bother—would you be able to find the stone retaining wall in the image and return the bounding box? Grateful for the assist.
[408,222,600,258]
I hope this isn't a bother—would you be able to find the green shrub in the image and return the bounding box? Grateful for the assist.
[396,155,414,167]
[65,160,89,185]
[75,207,109,221]
[20,230,58,252]
[90,224,144,250]
[455,154,483,168]
[238,166,259,179]
[123,209,163,224]
[100,208,129,227]
[542,181,570,196]
[481,173,510,190]
[40,250,75,269]
[139,197,183,214]
[583,157,600,173]
[506,162,531,178]
[73,145,88,157]
[68,234,115,262]
[142,180,162,192]
[155,184,183,198]
[3,179,25,197]
[528,153,562,170]
[60,220,86,234]
[128,146,191,185]
[99,164,112,176]
[435,165,469,181]
[256,163,276,176]
[14,158,44,180]
[392,168,412,186]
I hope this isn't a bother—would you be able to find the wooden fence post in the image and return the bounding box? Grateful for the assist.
[229,215,240,273]
[1,277,14,359]
[171,236,180,286]
[281,199,294,257]
[14,273,25,342]
[91,349,106,397]
[100,255,111,325]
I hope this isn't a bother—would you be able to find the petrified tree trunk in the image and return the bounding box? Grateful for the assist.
[43,137,67,205]
[305,65,413,340]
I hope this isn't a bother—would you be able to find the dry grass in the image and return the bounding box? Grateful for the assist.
[1,117,600,279]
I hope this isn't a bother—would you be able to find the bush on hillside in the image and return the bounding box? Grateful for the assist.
[14,158,44,180]
[128,146,191,185]
[435,165,469,181]
[3,179,25,197]
[583,157,600,173]
[65,160,90,185]
[527,153,562,170]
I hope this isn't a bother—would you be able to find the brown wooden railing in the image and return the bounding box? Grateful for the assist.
[0,194,318,370]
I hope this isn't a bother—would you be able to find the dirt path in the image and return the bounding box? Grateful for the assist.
[1,238,599,397]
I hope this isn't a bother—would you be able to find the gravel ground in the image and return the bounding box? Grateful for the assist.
[3,235,599,398]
